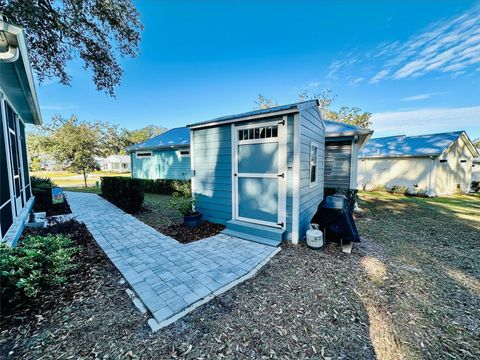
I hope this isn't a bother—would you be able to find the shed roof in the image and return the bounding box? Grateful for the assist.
[359,131,473,158]
[126,127,190,151]
[188,100,319,128]
[324,120,372,137]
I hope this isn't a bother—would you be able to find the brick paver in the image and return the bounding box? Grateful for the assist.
[66,192,278,327]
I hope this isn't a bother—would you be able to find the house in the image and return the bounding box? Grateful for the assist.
[1,20,42,245]
[358,131,479,196]
[187,100,371,246]
[101,154,131,173]
[127,127,191,180]
[472,153,480,182]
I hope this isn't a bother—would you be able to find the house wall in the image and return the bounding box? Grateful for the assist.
[472,162,480,182]
[298,106,325,240]
[324,139,352,188]
[131,148,191,180]
[435,135,474,195]
[357,157,434,193]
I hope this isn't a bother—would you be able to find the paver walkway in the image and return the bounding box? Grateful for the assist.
[66,192,279,329]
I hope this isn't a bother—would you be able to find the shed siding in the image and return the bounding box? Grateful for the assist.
[357,157,434,193]
[298,106,325,240]
[472,162,480,182]
[435,135,474,195]
[192,125,232,225]
[131,148,191,180]
[325,141,352,188]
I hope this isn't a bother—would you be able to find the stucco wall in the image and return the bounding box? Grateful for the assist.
[435,135,473,195]
[357,157,434,193]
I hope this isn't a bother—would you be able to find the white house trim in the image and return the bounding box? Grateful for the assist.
[349,135,359,189]
[309,140,320,189]
[292,113,301,244]
[0,94,16,223]
[189,109,298,130]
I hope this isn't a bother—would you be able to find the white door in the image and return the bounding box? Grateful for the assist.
[233,119,287,228]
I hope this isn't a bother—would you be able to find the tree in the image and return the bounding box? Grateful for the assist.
[1,0,143,96]
[43,116,102,187]
[254,94,278,110]
[472,138,480,148]
[122,125,167,146]
[297,89,371,128]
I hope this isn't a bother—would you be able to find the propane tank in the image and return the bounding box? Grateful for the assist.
[306,224,323,249]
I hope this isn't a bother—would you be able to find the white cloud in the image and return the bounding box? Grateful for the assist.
[308,81,320,88]
[349,77,364,87]
[371,4,480,82]
[370,105,480,137]
[400,92,445,101]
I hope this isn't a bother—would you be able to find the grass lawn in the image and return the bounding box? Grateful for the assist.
[30,171,130,188]
[2,192,478,359]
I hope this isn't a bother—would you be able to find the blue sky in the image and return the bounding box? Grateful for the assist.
[36,0,480,139]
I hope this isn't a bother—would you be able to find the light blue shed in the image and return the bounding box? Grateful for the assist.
[188,100,325,246]
[127,127,191,180]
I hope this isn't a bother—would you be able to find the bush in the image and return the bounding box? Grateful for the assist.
[169,195,196,216]
[324,187,358,212]
[31,176,54,209]
[472,181,480,193]
[101,177,145,213]
[133,178,191,197]
[388,185,409,195]
[0,234,78,306]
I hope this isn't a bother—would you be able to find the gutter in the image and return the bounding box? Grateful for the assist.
[0,20,42,125]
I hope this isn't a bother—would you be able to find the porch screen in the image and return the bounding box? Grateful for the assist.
[1,102,13,237]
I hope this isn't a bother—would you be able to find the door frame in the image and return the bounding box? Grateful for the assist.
[231,117,287,229]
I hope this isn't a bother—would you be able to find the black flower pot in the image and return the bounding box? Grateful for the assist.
[184,212,202,228]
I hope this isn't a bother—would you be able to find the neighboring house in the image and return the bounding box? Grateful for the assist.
[187,100,371,246]
[101,155,131,173]
[358,131,479,196]
[1,20,42,245]
[127,127,191,180]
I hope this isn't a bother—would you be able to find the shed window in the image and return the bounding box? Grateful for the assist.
[310,143,318,184]
[460,159,467,163]
[180,150,190,156]
[136,151,152,158]
[439,159,447,163]
[239,125,278,141]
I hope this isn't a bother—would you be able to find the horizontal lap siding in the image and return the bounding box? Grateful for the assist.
[131,148,191,180]
[325,142,352,188]
[193,125,232,225]
[299,106,325,240]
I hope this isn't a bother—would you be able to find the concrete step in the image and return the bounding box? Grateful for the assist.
[226,220,285,242]
[221,229,281,247]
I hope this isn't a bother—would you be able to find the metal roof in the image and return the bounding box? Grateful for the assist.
[188,100,318,128]
[324,120,372,136]
[126,127,190,151]
[359,131,466,158]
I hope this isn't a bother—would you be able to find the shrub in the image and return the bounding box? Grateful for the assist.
[101,177,145,213]
[0,234,78,306]
[169,195,196,216]
[388,185,410,195]
[324,187,358,212]
[132,178,191,196]
[31,176,54,209]
[472,181,480,193]
[370,184,387,192]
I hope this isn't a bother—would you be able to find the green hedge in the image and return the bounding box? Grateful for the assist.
[101,177,145,213]
[134,178,191,197]
[31,176,54,209]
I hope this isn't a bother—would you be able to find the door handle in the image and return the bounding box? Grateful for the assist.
[277,173,284,178]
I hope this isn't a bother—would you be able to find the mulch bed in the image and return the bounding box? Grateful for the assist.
[162,221,226,243]
[33,195,72,216]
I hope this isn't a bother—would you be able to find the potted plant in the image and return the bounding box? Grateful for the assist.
[170,195,201,228]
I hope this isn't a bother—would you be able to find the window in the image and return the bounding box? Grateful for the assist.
[439,159,447,163]
[136,151,152,158]
[310,143,318,184]
[179,150,190,156]
[238,125,278,141]
[460,159,467,163]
